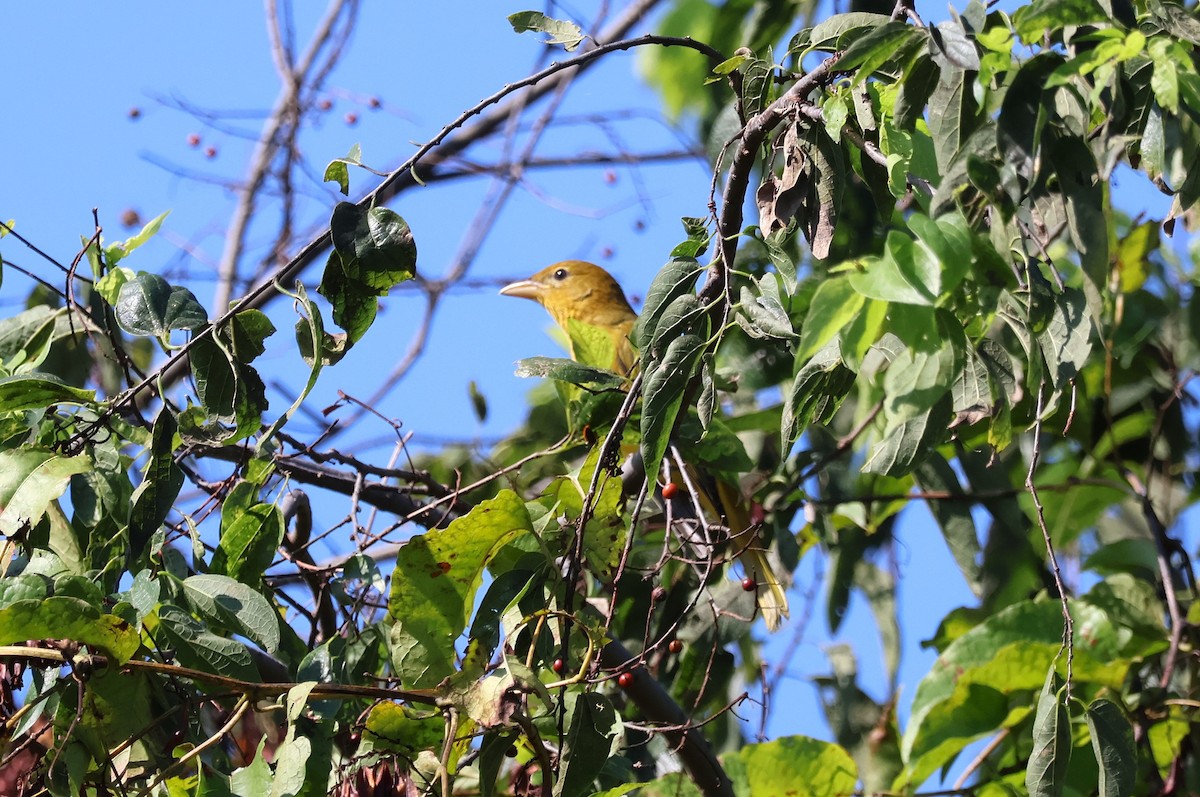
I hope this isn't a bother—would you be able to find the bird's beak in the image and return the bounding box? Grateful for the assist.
[499,278,543,300]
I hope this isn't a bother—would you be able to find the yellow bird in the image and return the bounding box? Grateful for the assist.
[500,261,790,631]
[498,260,638,374]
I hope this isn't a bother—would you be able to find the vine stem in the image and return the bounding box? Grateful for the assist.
[1027,381,1074,699]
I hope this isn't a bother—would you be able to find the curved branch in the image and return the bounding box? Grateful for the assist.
[126,21,718,410]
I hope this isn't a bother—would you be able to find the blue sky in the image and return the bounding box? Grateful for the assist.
[2,0,1194,777]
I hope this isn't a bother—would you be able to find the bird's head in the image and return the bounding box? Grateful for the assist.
[499,260,637,331]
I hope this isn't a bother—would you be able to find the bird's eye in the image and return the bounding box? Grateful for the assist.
[553,268,568,280]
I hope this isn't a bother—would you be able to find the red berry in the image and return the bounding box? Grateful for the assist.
[603,169,617,184]
[368,96,382,109]
[617,672,634,689]
[552,658,565,674]
[344,112,358,126]
[128,107,141,119]
[317,98,333,111]
[651,586,667,602]
[661,482,679,500]
[204,146,217,159]
[668,639,683,654]
[186,133,201,147]
[741,576,758,592]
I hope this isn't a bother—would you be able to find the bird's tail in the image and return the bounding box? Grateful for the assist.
[712,478,790,632]
[737,543,789,632]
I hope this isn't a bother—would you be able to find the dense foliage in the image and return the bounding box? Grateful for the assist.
[1,0,1199,795]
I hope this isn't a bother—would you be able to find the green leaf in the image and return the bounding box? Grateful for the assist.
[652,292,707,351]
[840,22,927,82]
[319,202,418,346]
[1147,705,1188,778]
[322,144,384,196]
[549,445,628,578]
[0,306,55,363]
[329,203,418,291]
[763,227,797,284]
[225,309,275,363]
[951,344,994,424]
[1149,1,1200,44]
[639,334,704,482]
[388,490,532,688]
[848,241,934,307]
[1014,0,1110,42]
[230,741,274,793]
[103,210,170,268]
[94,266,134,306]
[1051,136,1109,282]
[513,356,625,391]
[128,409,184,561]
[0,448,91,537]
[156,603,260,681]
[558,692,621,797]
[269,735,311,797]
[1026,668,1070,797]
[316,251,379,345]
[741,55,774,120]
[0,374,95,412]
[907,213,972,297]
[927,64,978,172]
[1037,286,1093,390]
[114,272,208,340]
[632,258,702,354]
[894,55,940,130]
[737,278,795,342]
[914,454,982,595]
[565,317,624,372]
[361,702,444,756]
[808,12,892,51]
[903,599,1129,772]
[212,500,285,586]
[1086,699,1135,797]
[732,735,858,796]
[186,316,272,444]
[881,343,956,428]
[798,277,865,361]
[1114,221,1159,293]
[863,393,952,476]
[182,574,281,655]
[0,597,140,663]
[782,342,856,449]
[0,574,50,607]
[931,18,979,71]
[54,574,104,606]
[507,11,585,51]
